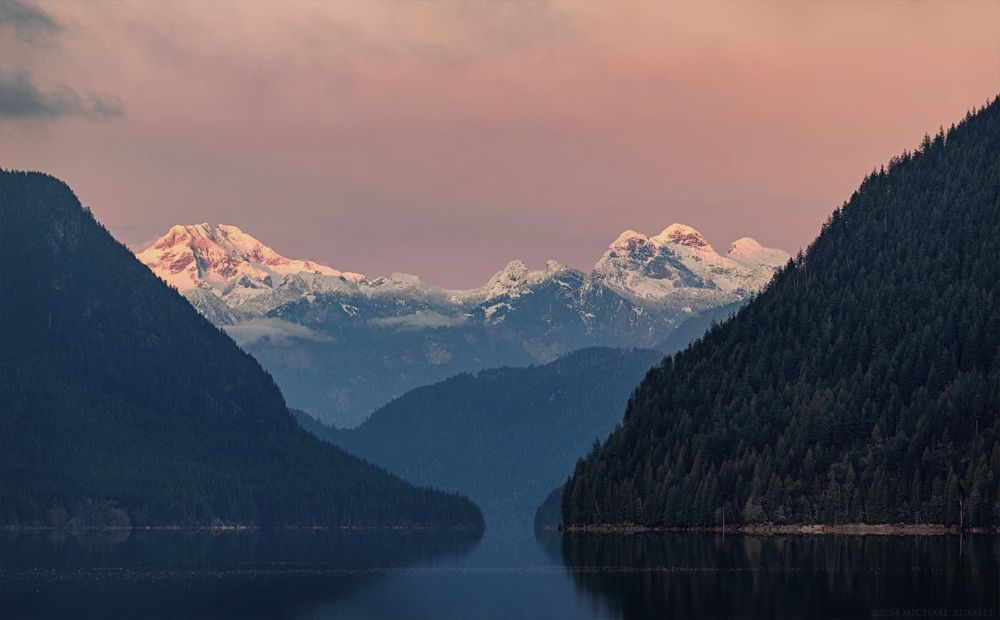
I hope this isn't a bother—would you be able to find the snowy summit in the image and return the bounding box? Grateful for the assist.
[137,221,789,322]
[136,223,366,292]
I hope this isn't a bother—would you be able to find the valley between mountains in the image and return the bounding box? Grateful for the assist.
[5,98,997,538]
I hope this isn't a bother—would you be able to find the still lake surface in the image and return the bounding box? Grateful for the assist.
[2,528,997,619]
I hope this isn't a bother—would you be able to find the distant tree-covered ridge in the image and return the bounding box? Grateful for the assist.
[563,97,1000,529]
[300,347,663,528]
[0,170,483,530]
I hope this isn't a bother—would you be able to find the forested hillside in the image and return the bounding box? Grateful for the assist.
[563,98,1000,528]
[302,347,663,527]
[0,170,482,529]
[655,301,744,356]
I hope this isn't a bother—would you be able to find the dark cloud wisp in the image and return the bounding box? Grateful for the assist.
[0,70,124,120]
[0,0,59,42]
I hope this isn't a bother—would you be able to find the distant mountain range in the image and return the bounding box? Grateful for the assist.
[0,170,482,530]
[298,347,664,530]
[138,222,788,426]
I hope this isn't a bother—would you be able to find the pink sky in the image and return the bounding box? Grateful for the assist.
[2,0,998,287]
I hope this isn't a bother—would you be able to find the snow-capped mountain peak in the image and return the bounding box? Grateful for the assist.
[137,221,788,328]
[137,223,365,292]
[592,223,789,305]
[609,229,651,249]
[727,237,791,270]
[650,223,713,250]
[472,259,572,301]
[728,236,764,255]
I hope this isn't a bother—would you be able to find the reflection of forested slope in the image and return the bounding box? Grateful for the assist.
[561,534,999,619]
[1,530,480,618]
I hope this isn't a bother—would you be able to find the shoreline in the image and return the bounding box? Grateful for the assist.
[557,523,999,536]
[0,524,485,533]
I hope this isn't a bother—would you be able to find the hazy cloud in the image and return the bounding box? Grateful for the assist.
[0,2,123,122]
[370,310,466,330]
[443,1,576,53]
[0,70,124,120]
[224,318,334,347]
[0,0,59,42]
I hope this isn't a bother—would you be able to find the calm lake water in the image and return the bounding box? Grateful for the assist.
[2,528,997,619]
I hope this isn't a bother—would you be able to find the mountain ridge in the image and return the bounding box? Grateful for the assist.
[137,221,787,312]
[135,220,787,427]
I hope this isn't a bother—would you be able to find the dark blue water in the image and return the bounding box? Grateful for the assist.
[2,529,997,619]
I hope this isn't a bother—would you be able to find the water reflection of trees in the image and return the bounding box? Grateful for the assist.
[2,529,481,618]
[560,534,999,619]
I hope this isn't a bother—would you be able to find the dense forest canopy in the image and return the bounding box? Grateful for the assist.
[0,170,482,529]
[563,97,1000,528]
